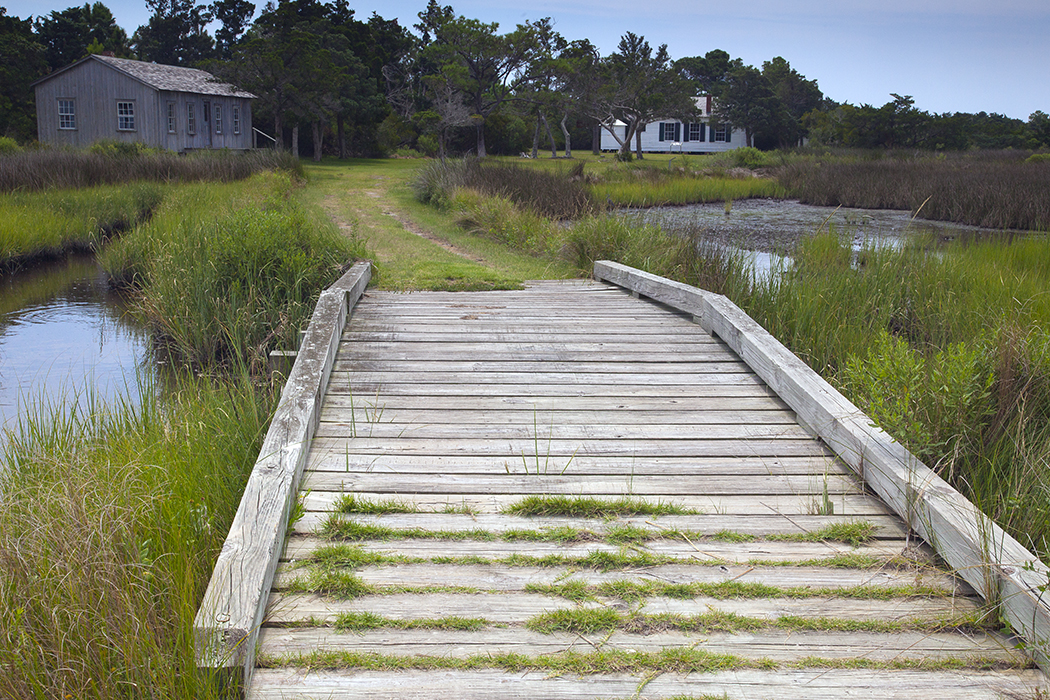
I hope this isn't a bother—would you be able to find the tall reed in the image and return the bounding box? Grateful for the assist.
[0,183,163,269]
[0,147,302,193]
[776,151,1050,230]
[0,373,275,700]
[102,171,365,372]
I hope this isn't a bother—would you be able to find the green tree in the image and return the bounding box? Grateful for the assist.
[0,8,47,141]
[713,61,781,148]
[36,3,130,69]
[674,49,731,96]
[209,0,254,59]
[592,32,696,160]
[761,56,821,146]
[1029,111,1050,148]
[421,13,538,157]
[132,0,214,65]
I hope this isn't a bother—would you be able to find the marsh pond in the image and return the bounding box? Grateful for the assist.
[0,255,150,435]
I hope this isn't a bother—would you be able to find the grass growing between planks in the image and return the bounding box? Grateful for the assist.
[261,648,1026,673]
[505,495,701,517]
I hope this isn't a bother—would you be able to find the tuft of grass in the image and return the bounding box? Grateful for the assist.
[505,495,700,518]
[321,517,495,542]
[287,570,375,599]
[334,494,418,514]
[334,612,486,632]
[767,521,877,547]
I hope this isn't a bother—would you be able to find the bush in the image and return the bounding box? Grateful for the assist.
[0,137,22,156]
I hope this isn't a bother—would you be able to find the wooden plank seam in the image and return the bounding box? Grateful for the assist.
[193,261,371,693]
[593,259,1050,669]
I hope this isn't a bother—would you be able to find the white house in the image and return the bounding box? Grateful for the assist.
[599,96,746,154]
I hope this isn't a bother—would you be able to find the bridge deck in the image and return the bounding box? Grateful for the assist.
[249,279,1041,698]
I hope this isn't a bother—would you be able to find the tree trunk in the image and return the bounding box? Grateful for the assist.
[592,122,601,155]
[531,115,540,159]
[274,114,283,150]
[337,115,347,158]
[560,114,572,158]
[634,122,644,160]
[312,121,323,162]
[476,122,486,157]
[291,125,299,156]
[540,113,557,158]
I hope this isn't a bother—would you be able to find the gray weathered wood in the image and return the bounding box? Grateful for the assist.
[249,669,1045,700]
[593,259,1050,668]
[192,262,371,690]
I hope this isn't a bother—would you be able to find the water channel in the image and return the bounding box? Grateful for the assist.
[632,198,1016,275]
[0,255,151,437]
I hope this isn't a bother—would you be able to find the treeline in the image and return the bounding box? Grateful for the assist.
[2,1,1049,156]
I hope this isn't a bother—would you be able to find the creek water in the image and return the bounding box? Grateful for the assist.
[0,255,151,437]
[633,198,1012,275]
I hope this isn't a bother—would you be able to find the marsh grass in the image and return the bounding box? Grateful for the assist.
[590,170,786,208]
[0,373,274,700]
[0,182,164,269]
[102,171,365,372]
[0,147,302,193]
[776,150,1050,230]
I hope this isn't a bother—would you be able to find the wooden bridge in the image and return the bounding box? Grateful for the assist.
[196,261,1050,698]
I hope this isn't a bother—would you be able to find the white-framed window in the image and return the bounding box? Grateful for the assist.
[117,101,135,131]
[187,103,196,134]
[688,123,702,141]
[167,102,176,133]
[58,99,76,129]
[712,124,728,142]
[214,105,222,134]
[232,106,240,134]
[662,122,677,141]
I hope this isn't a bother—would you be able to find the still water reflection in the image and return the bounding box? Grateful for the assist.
[0,255,151,434]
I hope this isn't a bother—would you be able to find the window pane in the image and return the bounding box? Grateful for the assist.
[58,99,76,129]
[117,101,135,131]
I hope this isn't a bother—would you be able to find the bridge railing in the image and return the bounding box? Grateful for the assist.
[193,261,371,693]
[594,259,1050,671]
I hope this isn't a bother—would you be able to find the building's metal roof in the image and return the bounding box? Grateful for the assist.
[33,54,255,99]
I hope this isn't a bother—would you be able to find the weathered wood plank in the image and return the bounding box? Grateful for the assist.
[299,471,858,496]
[329,382,775,398]
[258,627,1022,662]
[272,562,967,594]
[333,359,757,374]
[282,534,916,564]
[318,408,799,427]
[305,437,833,460]
[290,512,908,539]
[301,491,893,517]
[321,394,785,412]
[193,262,371,689]
[313,422,813,440]
[593,260,1050,668]
[266,591,977,625]
[334,369,759,385]
[303,454,844,476]
[249,669,1046,700]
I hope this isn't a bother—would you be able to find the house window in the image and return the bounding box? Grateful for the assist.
[687,123,703,142]
[117,101,135,131]
[187,103,196,134]
[232,106,240,134]
[214,105,222,134]
[662,123,677,141]
[58,99,76,130]
[712,124,729,142]
[167,102,176,133]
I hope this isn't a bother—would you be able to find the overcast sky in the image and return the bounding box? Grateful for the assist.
[5,0,1047,120]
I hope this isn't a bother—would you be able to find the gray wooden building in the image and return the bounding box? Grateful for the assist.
[33,54,255,152]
